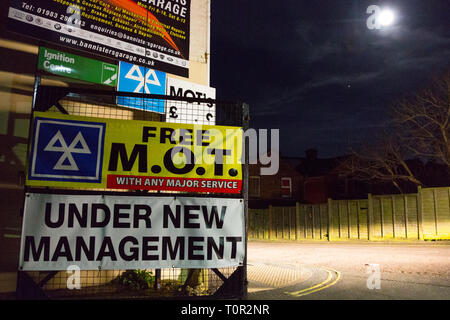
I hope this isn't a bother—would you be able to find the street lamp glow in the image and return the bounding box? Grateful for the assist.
[379,9,395,26]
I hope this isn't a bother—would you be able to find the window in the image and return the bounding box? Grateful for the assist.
[249,176,260,198]
[281,177,292,198]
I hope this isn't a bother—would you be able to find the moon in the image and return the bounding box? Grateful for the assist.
[379,9,395,26]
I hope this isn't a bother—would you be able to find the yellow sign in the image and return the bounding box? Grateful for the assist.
[27,112,243,193]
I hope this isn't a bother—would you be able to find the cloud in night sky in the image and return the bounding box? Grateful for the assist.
[211,0,450,158]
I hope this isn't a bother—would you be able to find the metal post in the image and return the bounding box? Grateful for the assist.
[338,200,342,238]
[392,196,396,239]
[380,198,384,238]
[417,186,424,240]
[327,198,332,241]
[404,195,408,239]
[347,201,351,238]
[17,72,41,298]
[241,102,249,299]
[288,207,292,240]
[319,205,323,240]
[269,205,273,239]
[304,205,308,238]
[295,202,301,240]
[368,194,373,241]
[154,269,161,290]
[264,209,269,240]
[433,189,439,236]
[257,212,261,240]
[356,201,361,239]
[25,74,41,183]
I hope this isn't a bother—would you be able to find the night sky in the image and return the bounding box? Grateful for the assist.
[210,0,450,158]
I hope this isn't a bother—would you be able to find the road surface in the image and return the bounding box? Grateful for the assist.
[247,240,450,300]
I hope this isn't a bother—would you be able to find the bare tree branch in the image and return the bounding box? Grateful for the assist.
[392,71,450,169]
[336,71,450,193]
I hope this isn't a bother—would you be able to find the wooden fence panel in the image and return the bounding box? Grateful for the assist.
[289,207,296,240]
[380,197,395,239]
[301,205,313,239]
[420,187,450,239]
[284,207,290,240]
[435,188,450,238]
[347,201,358,239]
[248,209,255,239]
[372,197,383,239]
[329,200,340,239]
[247,187,449,241]
[253,210,259,239]
[320,204,325,239]
[260,210,268,239]
[312,205,320,240]
[340,201,350,239]
[358,200,369,240]
[421,188,438,238]
[299,205,306,239]
[393,195,406,239]
[275,207,283,239]
[406,194,419,239]
[295,204,302,240]
[249,209,263,239]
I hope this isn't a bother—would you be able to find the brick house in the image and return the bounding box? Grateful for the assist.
[248,149,353,207]
[249,148,450,208]
[248,156,303,208]
[248,149,343,207]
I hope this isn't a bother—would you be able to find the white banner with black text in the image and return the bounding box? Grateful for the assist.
[19,193,245,271]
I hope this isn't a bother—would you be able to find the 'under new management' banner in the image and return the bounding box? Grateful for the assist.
[19,193,245,270]
[27,112,243,193]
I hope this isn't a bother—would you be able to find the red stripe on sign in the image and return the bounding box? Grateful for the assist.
[107,175,242,194]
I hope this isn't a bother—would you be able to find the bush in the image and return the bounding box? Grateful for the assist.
[112,270,155,290]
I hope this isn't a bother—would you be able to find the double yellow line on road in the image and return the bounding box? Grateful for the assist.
[285,267,341,297]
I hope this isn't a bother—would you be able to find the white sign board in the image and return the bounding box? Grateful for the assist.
[165,78,216,125]
[19,193,244,271]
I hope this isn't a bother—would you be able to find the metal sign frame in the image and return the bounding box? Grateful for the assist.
[16,83,249,300]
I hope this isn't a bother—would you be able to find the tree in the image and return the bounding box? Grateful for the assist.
[338,71,450,193]
[392,72,450,169]
[337,134,422,193]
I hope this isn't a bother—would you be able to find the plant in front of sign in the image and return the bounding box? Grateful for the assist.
[112,269,155,291]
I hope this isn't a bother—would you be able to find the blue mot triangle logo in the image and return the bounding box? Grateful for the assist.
[29,117,106,183]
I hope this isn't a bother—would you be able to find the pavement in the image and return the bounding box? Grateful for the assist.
[247,263,313,293]
[246,240,450,300]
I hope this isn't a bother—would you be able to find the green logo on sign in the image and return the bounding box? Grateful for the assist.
[101,63,118,86]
